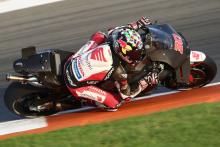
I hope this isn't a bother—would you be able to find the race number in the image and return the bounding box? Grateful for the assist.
[173,34,184,54]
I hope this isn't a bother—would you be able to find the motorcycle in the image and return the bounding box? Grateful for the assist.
[4,23,217,117]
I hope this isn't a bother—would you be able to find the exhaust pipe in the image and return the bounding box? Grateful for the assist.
[6,74,38,82]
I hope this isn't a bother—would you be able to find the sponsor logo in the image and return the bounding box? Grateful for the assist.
[144,73,158,85]
[121,74,128,78]
[190,51,206,62]
[192,52,200,60]
[72,58,85,80]
[173,34,184,54]
[104,67,114,80]
[117,39,132,55]
[89,86,106,95]
[87,81,99,85]
[66,69,76,87]
[76,89,105,103]
[77,56,85,76]
[91,47,107,62]
[85,57,93,70]
[73,60,82,80]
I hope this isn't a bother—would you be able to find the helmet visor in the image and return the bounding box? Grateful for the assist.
[126,47,144,61]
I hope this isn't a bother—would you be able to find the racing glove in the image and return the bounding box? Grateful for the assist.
[128,16,152,30]
[139,71,159,91]
[115,71,159,100]
[115,80,137,100]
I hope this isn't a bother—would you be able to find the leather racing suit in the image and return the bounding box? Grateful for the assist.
[64,17,158,110]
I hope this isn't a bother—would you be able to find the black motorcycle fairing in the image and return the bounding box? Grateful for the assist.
[147,27,173,51]
[142,24,191,83]
[13,49,73,87]
[146,24,190,55]
[148,49,187,69]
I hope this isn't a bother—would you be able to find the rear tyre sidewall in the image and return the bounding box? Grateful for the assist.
[4,82,54,118]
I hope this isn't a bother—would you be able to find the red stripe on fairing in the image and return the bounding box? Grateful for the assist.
[173,34,184,54]
[179,66,183,78]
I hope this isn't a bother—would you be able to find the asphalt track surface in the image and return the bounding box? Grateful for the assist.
[0,0,220,122]
[1,84,220,140]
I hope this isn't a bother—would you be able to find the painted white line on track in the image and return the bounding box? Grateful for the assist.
[206,82,220,87]
[0,0,63,14]
[0,82,219,136]
[55,82,220,114]
[135,90,178,101]
[0,117,47,135]
[136,82,220,101]
[56,106,95,115]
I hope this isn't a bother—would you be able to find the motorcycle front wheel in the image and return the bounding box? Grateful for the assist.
[163,54,217,90]
[187,54,217,88]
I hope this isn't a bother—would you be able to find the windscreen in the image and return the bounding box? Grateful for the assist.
[148,27,173,50]
[147,24,190,55]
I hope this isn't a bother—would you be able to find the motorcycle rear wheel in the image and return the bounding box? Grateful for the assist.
[4,82,56,118]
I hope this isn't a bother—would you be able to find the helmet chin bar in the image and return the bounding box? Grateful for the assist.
[118,53,133,64]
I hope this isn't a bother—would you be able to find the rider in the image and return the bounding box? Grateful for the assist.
[63,17,159,111]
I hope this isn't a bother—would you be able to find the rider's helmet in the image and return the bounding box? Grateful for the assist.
[110,27,144,64]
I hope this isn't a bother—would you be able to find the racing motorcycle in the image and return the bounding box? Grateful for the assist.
[4,24,217,117]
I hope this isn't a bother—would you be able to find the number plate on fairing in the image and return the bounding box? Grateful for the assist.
[190,51,206,62]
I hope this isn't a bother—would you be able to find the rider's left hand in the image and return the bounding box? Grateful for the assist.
[128,16,152,30]
[137,17,152,26]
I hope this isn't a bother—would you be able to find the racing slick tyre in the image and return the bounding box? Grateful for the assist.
[4,82,56,118]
